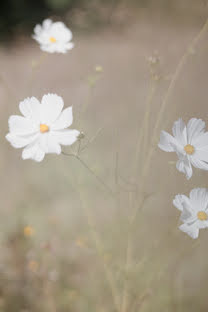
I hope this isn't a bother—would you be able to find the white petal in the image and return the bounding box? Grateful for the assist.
[52,129,80,146]
[180,203,196,223]
[41,94,64,125]
[51,106,73,130]
[22,141,45,162]
[51,22,73,41]
[158,131,175,152]
[193,132,208,148]
[194,149,208,162]
[19,97,41,123]
[173,194,190,211]
[176,157,193,180]
[189,188,208,211]
[191,156,208,171]
[179,223,199,239]
[8,115,38,135]
[6,133,39,148]
[43,19,52,30]
[39,133,61,155]
[187,118,205,144]
[172,118,187,146]
[33,24,42,36]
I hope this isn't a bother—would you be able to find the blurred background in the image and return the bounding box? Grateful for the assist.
[1,0,208,311]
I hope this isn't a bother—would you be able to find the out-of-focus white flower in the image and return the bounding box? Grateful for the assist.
[6,94,80,162]
[158,118,208,179]
[33,19,74,54]
[173,188,208,239]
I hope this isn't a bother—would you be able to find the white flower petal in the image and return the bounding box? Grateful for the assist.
[52,129,80,146]
[43,19,52,30]
[189,188,208,211]
[22,141,45,162]
[172,118,187,146]
[39,133,61,155]
[193,132,208,148]
[194,149,208,162]
[179,223,199,239]
[187,118,205,144]
[8,115,38,135]
[51,22,73,41]
[173,194,190,211]
[6,133,39,148]
[41,94,64,125]
[158,131,175,152]
[176,157,192,180]
[191,156,208,171]
[19,97,41,123]
[180,203,196,223]
[51,106,73,130]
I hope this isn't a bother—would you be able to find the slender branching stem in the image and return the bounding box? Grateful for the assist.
[79,193,121,312]
[62,152,115,197]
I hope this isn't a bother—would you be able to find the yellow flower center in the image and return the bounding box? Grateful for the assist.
[184,144,195,155]
[40,124,49,133]
[197,211,207,221]
[49,36,56,43]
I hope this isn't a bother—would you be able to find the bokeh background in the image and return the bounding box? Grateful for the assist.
[1,0,208,311]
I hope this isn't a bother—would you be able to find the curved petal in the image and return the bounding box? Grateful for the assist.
[39,133,61,155]
[51,106,73,130]
[179,223,199,239]
[158,131,175,152]
[172,118,187,146]
[52,129,80,146]
[180,203,196,223]
[22,141,45,162]
[41,94,64,125]
[194,149,208,162]
[33,24,42,36]
[8,115,38,135]
[6,133,39,148]
[193,132,208,148]
[189,188,208,211]
[51,22,73,42]
[173,194,190,211]
[176,157,193,180]
[19,97,41,124]
[187,118,205,144]
[43,19,52,30]
[191,156,208,171]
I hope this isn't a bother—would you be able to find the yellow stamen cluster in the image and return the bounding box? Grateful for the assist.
[197,211,207,221]
[49,36,56,43]
[24,226,34,237]
[40,124,49,133]
[184,144,195,155]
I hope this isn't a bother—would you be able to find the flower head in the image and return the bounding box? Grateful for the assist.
[6,94,80,162]
[158,118,208,179]
[33,19,74,54]
[173,188,208,239]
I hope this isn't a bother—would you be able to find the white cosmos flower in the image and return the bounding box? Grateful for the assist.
[33,19,74,54]
[158,118,208,179]
[6,94,80,162]
[173,188,208,239]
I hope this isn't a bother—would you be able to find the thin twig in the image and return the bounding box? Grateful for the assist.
[78,192,121,312]
[62,152,115,197]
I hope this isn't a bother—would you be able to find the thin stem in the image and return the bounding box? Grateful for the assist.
[78,192,120,312]
[134,81,158,175]
[62,152,115,197]
[135,16,208,219]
